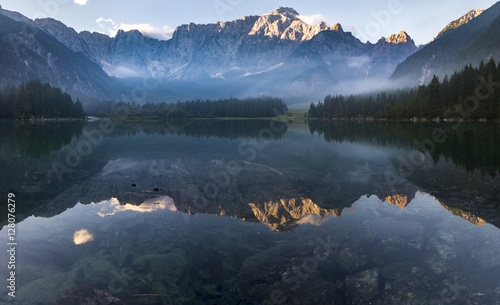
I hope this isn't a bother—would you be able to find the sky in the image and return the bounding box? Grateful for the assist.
[0,0,498,45]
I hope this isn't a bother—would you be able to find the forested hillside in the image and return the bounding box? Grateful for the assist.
[309,58,500,120]
[0,80,84,119]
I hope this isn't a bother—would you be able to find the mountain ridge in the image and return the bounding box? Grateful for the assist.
[0,8,118,99]
[435,8,484,40]
[0,5,425,101]
[392,3,500,84]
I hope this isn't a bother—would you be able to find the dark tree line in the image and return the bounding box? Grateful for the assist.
[86,96,288,119]
[308,120,500,177]
[309,58,500,120]
[0,80,84,119]
[308,89,417,119]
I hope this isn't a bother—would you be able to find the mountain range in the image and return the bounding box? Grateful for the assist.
[0,4,498,102]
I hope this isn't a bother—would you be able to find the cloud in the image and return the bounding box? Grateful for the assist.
[162,25,175,39]
[74,0,89,5]
[73,229,94,245]
[96,17,116,36]
[117,23,174,40]
[297,14,329,26]
[95,17,174,40]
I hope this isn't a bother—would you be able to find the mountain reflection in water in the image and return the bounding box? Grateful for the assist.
[0,120,499,304]
[1,191,499,304]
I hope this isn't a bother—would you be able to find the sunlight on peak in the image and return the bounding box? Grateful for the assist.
[248,197,338,231]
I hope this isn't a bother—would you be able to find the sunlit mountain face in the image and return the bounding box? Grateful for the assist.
[0,5,418,101]
[1,119,500,304]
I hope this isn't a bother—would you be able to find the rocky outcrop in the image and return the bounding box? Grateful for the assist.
[435,9,484,39]
[437,198,488,226]
[248,198,337,231]
[33,17,114,67]
[385,31,413,44]
[385,194,409,208]
[248,7,328,41]
[369,31,417,77]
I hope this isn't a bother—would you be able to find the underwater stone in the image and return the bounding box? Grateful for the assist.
[55,286,132,305]
[15,272,78,305]
[362,217,424,253]
[470,246,500,269]
[332,245,368,272]
[71,257,122,288]
[429,231,457,260]
[345,268,380,302]
[132,249,189,284]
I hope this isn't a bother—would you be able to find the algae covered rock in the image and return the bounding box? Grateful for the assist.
[15,272,78,305]
[345,268,380,302]
[132,249,189,284]
[71,256,123,288]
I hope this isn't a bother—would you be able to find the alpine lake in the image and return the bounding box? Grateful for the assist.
[1,118,499,305]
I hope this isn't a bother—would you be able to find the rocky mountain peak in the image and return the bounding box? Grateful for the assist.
[385,31,413,44]
[269,7,299,17]
[435,8,484,39]
[248,7,300,39]
[116,29,142,37]
[0,5,32,24]
[331,23,344,32]
[249,7,329,41]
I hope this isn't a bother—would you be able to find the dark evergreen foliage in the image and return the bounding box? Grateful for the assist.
[309,120,500,177]
[87,96,288,119]
[0,80,85,119]
[309,59,500,120]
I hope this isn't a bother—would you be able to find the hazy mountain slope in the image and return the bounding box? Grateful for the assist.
[290,27,416,82]
[370,32,417,77]
[0,11,117,98]
[463,12,500,62]
[392,2,500,84]
[34,17,113,67]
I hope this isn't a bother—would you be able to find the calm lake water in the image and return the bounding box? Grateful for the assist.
[1,119,499,305]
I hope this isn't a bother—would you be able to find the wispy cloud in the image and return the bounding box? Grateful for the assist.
[297,14,329,26]
[95,17,174,40]
[117,23,174,40]
[74,0,89,6]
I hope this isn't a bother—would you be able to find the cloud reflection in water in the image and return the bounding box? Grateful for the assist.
[96,196,176,217]
[73,229,94,245]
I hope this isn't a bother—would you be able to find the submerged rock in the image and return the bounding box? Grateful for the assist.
[131,249,189,284]
[362,217,425,253]
[428,231,457,261]
[71,257,123,288]
[15,272,78,305]
[345,268,380,302]
[332,243,368,272]
[55,286,132,305]
[470,245,500,270]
